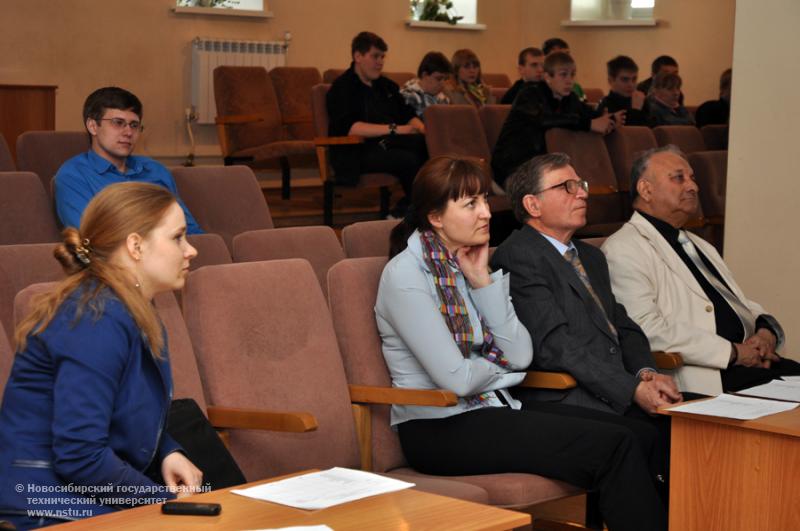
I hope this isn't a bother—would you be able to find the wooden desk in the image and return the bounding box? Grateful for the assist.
[0,84,57,163]
[53,471,530,530]
[662,403,800,530]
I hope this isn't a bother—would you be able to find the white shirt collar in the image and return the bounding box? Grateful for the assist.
[540,232,576,256]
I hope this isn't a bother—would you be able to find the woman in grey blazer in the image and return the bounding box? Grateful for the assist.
[376,156,665,531]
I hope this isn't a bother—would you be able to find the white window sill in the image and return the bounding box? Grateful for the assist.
[405,20,486,31]
[173,7,274,19]
[561,18,657,27]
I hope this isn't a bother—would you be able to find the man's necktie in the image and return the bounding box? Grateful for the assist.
[563,248,618,336]
[677,231,755,339]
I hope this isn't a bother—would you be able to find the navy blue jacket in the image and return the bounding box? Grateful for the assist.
[0,289,180,523]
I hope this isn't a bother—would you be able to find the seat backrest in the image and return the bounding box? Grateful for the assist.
[182,260,360,481]
[268,66,322,141]
[687,150,728,218]
[186,233,232,271]
[322,68,345,84]
[0,243,63,345]
[478,105,511,153]
[327,257,406,472]
[341,220,399,258]
[482,73,511,88]
[231,226,345,297]
[545,129,622,226]
[583,87,605,104]
[213,66,283,152]
[172,165,273,251]
[424,105,491,162]
[579,237,608,248]
[311,84,331,138]
[0,172,61,245]
[15,131,88,194]
[383,72,415,86]
[153,291,208,411]
[652,125,706,154]
[0,320,13,404]
[604,126,658,192]
[0,134,14,171]
[489,87,507,103]
[700,124,729,151]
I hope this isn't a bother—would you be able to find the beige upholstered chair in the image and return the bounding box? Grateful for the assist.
[482,73,512,88]
[341,220,399,258]
[15,131,88,195]
[186,233,232,272]
[652,125,706,154]
[0,172,61,245]
[478,105,511,153]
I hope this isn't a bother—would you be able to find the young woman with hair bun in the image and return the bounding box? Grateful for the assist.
[0,182,200,529]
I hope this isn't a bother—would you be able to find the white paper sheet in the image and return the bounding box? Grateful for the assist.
[231,468,415,510]
[244,527,332,531]
[667,394,798,420]
[781,375,800,383]
[737,379,800,402]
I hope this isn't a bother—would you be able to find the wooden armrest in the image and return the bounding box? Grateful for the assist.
[206,405,318,433]
[215,113,266,125]
[588,184,618,196]
[314,135,365,146]
[282,115,312,125]
[349,384,458,407]
[652,351,684,369]
[519,371,577,389]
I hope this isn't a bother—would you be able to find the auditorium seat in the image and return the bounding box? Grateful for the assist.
[0,172,61,245]
[0,322,12,404]
[0,134,14,171]
[172,165,274,252]
[341,220,399,258]
[604,126,658,195]
[322,69,414,87]
[583,87,605,105]
[181,259,488,502]
[482,73,512,88]
[231,226,345,296]
[0,243,62,345]
[311,83,395,226]
[424,105,491,162]
[545,129,626,237]
[15,131,88,195]
[321,69,344,83]
[186,233,232,272]
[688,150,727,252]
[489,87,507,103]
[478,105,511,153]
[268,66,322,141]
[700,124,729,151]
[652,125,706,154]
[213,66,314,199]
[327,257,590,513]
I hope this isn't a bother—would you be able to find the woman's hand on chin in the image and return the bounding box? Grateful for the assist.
[457,243,492,289]
[162,451,204,498]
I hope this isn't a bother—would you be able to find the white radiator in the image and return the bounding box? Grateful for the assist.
[191,37,287,124]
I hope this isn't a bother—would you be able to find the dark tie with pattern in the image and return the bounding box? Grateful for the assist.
[563,248,618,336]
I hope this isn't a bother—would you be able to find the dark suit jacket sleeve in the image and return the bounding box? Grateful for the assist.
[492,242,641,413]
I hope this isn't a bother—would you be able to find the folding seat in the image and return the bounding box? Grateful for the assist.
[213,66,315,199]
[0,243,62,344]
[0,172,61,245]
[652,125,706,154]
[171,165,273,252]
[327,257,592,514]
[311,84,396,226]
[15,131,88,194]
[383,71,415,86]
[186,233,232,272]
[321,69,345,83]
[341,220,399,258]
[478,105,511,153]
[545,129,626,237]
[604,126,658,196]
[231,226,345,297]
[583,88,605,105]
[182,259,489,502]
[700,124,729,151]
[482,73,512,88]
[0,322,12,404]
[489,87,508,102]
[0,134,14,171]
[687,150,728,252]
[424,105,491,162]
[268,66,322,141]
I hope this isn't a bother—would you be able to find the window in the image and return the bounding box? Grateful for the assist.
[567,0,655,25]
[409,0,477,25]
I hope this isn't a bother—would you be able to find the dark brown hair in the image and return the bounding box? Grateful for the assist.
[16,182,178,357]
[389,155,491,258]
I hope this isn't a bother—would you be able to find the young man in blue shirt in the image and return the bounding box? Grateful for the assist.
[54,87,203,233]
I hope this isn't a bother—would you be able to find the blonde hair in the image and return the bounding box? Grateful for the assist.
[15,182,178,357]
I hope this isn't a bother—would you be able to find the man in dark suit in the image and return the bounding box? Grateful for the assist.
[491,153,684,502]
